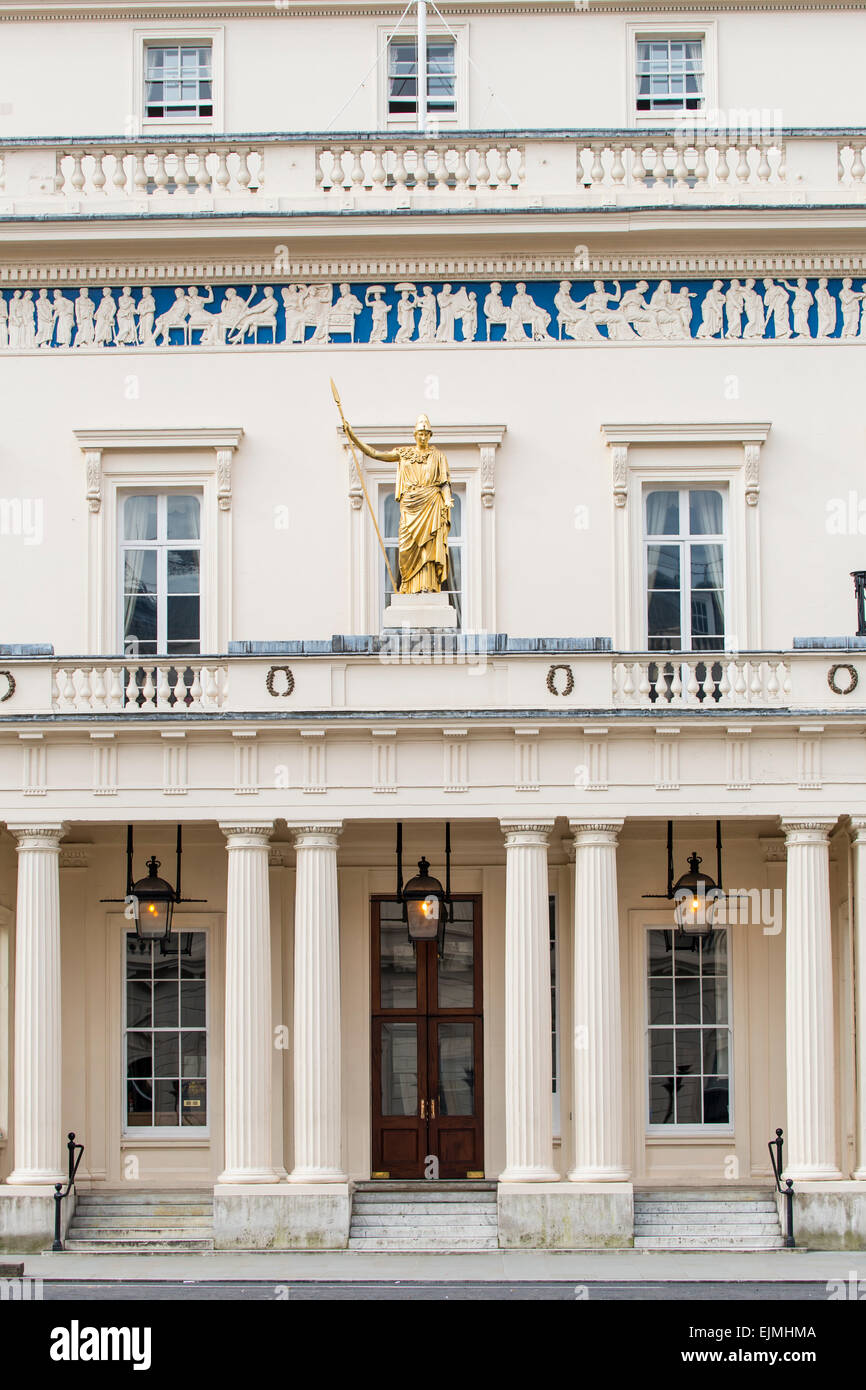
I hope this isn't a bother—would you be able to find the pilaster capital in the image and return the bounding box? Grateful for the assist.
[500,820,554,849]
[849,816,866,846]
[6,822,68,851]
[219,821,274,850]
[291,823,343,850]
[780,818,837,847]
[570,819,624,849]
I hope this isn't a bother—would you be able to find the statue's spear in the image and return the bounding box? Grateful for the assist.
[330,378,398,594]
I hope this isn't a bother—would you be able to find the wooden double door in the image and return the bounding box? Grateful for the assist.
[371,896,483,1179]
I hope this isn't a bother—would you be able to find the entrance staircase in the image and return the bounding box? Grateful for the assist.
[349,1181,499,1251]
[633,1188,784,1250]
[63,1191,214,1253]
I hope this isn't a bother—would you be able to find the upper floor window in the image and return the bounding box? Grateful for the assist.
[636,38,704,115]
[388,37,456,120]
[645,486,726,652]
[145,43,213,120]
[121,493,202,657]
[380,484,464,626]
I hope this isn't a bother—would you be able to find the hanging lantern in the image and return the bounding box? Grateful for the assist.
[672,851,721,936]
[102,825,204,947]
[396,823,452,951]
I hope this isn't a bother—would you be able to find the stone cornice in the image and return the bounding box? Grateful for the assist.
[73,427,244,451]
[0,2,861,18]
[601,422,771,445]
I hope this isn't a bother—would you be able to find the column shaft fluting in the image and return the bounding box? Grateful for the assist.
[569,821,628,1181]
[218,823,279,1183]
[6,823,67,1186]
[288,825,345,1182]
[499,822,558,1182]
[854,821,866,1180]
[782,820,841,1180]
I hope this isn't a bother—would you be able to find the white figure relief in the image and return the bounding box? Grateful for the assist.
[72,289,95,347]
[741,278,765,339]
[229,285,278,344]
[394,283,418,343]
[781,277,814,338]
[647,281,691,340]
[7,290,24,349]
[459,290,478,342]
[482,282,508,339]
[34,288,55,347]
[115,286,138,345]
[554,281,587,339]
[327,283,362,342]
[725,279,744,339]
[137,285,156,345]
[417,285,438,342]
[571,279,623,338]
[761,279,790,340]
[281,284,307,343]
[435,283,458,342]
[837,278,865,339]
[696,280,725,339]
[153,287,190,346]
[52,291,75,347]
[94,287,117,347]
[20,290,36,348]
[365,285,390,343]
[306,284,334,343]
[0,293,7,348]
[185,286,220,344]
[510,282,551,341]
[614,281,656,340]
[815,278,837,339]
[209,287,255,345]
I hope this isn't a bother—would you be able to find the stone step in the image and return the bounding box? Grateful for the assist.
[634,1188,774,1200]
[348,1237,499,1251]
[633,1245,789,1256]
[70,1218,213,1233]
[72,1205,213,1219]
[350,1223,497,1238]
[64,1237,214,1252]
[634,1202,777,1215]
[635,1221,781,1237]
[351,1202,496,1216]
[75,1193,213,1206]
[351,1215,497,1230]
[354,1188,495,1200]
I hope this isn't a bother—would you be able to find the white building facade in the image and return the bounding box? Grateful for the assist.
[1,0,866,1252]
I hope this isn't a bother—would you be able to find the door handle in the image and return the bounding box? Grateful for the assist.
[420,1099,426,1118]
[430,1098,436,1118]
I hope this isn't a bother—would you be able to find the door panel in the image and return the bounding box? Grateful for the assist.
[371,895,483,1178]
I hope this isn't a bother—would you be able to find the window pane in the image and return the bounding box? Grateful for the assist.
[438,1022,475,1115]
[383,492,400,538]
[649,1028,674,1074]
[154,1079,179,1126]
[181,1032,207,1078]
[181,1079,207,1126]
[126,981,152,1029]
[124,595,158,645]
[704,1078,729,1123]
[127,1031,151,1078]
[675,1076,702,1124]
[650,1078,676,1124]
[691,544,724,589]
[124,495,157,541]
[690,490,723,535]
[701,977,728,1024]
[167,550,200,594]
[674,1028,702,1075]
[703,1027,729,1074]
[124,550,157,595]
[167,595,200,642]
[380,1022,418,1116]
[646,490,680,535]
[380,921,418,1009]
[180,933,206,979]
[181,980,206,1028]
[648,977,673,1025]
[690,591,724,644]
[648,929,673,975]
[154,1032,179,1078]
[674,977,701,1024]
[647,590,681,641]
[438,915,474,1008]
[153,981,178,1027]
[702,932,728,974]
[449,490,462,537]
[647,543,680,588]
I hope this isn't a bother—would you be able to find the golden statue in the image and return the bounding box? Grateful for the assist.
[338,404,454,595]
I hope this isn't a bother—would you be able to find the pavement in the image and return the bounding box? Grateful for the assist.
[17,1248,866,1283]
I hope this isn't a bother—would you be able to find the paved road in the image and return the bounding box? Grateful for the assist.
[38,1279,835,1300]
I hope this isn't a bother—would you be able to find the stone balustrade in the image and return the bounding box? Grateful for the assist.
[611,655,793,708]
[50,662,228,712]
[0,131,864,214]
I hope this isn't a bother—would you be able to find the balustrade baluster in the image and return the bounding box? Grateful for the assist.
[735,143,751,183]
[851,144,865,184]
[214,149,230,192]
[141,669,156,712]
[610,143,625,185]
[111,150,128,196]
[132,150,149,198]
[454,143,470,191]
[107,667,124,709]
[236,147,253,192]
[589,143,605,187]
[153,149,170,195]
[756,143,772,183]
[90,667,106,711]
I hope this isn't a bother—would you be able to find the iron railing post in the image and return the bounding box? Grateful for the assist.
[51,1131,84,1252]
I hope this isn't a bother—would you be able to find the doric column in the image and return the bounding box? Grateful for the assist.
[217,822,281,1183]
[781,819,842,1180]
[6,823,67,1185]
[850,819,866,1179]
[569,820,629,1181]
[499,821,558,1182]
[288,824,346,1182]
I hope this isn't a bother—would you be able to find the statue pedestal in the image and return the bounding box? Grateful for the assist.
[383,591,457,629]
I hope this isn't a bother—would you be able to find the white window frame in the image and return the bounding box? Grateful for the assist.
[627,22,717,127]
[600,423,770,652]
[74,428,242,656]
[378,479,466,629]
[122,924,211,1139]
[378,23,468,129]
[644,920,734,1137]
[133,25,225,135]
[119,491,203,657]
[643,483,728,654]
[344,423,504,635]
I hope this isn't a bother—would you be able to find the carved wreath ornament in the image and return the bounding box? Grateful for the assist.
[266,665,295,697]
[547,664,575,697]
[0,671,15,702]
[827,663,858,696]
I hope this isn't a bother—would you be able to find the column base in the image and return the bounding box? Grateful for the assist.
[286,1167,348,1184]
[567,1166,631,1183]
[216,1167,284,1185]
[0,1184,73,1253]
[785,1164,844,1182]
[214,1182,351,1250]
[5,1169,66,1187]
[499,1166,560,1183]
[498,1180,634,1250]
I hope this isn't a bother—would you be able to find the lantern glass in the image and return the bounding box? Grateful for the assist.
[131,857,176,943]
[406,894,440,941]
[672,852,719,936]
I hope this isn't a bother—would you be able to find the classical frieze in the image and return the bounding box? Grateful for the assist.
[1,275,864,350]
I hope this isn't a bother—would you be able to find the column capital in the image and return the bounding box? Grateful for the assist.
[570,819,624,847]
[500,820,554,847]
[6,822,68,850]
[291,823,343,849]
[849,817,866,843]
[219,822,274,849]
[780,819,837,846]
